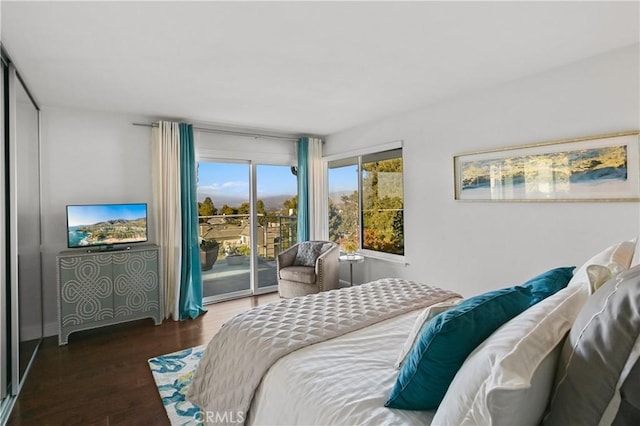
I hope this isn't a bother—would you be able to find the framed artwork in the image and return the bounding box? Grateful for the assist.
[453,131,640,202]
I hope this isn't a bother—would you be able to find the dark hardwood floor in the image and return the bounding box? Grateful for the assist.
[7,293,280,425]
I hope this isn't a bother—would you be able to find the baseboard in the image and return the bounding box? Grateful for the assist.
[43,321,58,338]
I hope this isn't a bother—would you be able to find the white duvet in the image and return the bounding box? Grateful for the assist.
[187,279,460,425]
[248,310,437,426]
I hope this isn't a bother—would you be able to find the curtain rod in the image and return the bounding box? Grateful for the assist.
[132,122,299,142]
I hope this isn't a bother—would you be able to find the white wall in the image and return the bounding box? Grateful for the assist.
[325,44,640,297]
[40,107,154,336]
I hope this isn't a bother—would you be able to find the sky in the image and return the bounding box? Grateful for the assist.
[67,203,147,226]
[196,162,359,204]
[328,164,358,193]
[197,162,298,201]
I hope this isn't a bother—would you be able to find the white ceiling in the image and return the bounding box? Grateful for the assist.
[2,1,639,136]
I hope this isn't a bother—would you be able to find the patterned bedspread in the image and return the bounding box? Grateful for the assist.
[187,278,461,425]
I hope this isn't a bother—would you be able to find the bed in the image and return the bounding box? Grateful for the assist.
[187,239,640,426]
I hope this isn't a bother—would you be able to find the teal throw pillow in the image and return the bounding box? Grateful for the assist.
[522,266,575,305]
[385,285,534,410]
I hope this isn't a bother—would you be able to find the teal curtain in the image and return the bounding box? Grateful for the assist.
[178,123,207,320]
[297,137,310,242]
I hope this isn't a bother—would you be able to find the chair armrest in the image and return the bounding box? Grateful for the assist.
[316,243,340,291]
[277,245,298,271]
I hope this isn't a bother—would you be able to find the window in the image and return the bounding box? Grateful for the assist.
[328,148,404,256]
[328,158,360,250]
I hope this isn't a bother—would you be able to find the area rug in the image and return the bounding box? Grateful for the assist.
[148,345,206,426]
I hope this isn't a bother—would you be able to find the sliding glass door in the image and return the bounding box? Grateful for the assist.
[255,164,297,293]
[198,161,252,301]
[197,161,297,302]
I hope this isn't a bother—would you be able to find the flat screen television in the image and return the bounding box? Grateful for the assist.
[66,203,148,249]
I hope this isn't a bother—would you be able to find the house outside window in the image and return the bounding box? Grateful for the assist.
[328,147,404,257]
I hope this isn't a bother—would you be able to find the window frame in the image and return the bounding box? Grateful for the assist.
[325,140,405,263]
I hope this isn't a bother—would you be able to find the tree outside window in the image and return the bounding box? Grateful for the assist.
[328,148,404,256]
[362,149,404,255]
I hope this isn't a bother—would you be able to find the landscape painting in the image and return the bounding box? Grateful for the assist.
[454,132,640,201]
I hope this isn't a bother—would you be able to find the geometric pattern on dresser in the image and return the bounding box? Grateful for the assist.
[57,245,161,345]
[113,251,159,317]
[59,254,113,326]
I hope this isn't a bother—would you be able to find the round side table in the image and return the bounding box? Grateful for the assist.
[339,254,365,286]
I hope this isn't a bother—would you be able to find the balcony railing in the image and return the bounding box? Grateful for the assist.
[198,213,297,262]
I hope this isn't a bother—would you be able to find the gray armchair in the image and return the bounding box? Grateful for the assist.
[277,241,340,298]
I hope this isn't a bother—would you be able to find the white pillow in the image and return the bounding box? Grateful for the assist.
[569,238,637,287]
[586,263,626,294]
[632,238,640,266]
[393,298,462,369]
[432,284,589,426]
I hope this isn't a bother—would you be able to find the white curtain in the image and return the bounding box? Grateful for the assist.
[152,121,182,320]
[307,137,327,240]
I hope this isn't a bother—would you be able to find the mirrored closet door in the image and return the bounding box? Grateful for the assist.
[0,60,43,422]
[0,54,7,408]
[9,65,43,391]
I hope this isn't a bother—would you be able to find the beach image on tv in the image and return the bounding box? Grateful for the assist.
[67,204,147,248]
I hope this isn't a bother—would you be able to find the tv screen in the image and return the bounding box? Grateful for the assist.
[67,203,148,249]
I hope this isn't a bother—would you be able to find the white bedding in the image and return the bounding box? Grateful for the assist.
[248,310,436,426]
[188,279,460,424]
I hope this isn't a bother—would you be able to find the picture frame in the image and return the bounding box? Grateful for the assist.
[453,131,640,202]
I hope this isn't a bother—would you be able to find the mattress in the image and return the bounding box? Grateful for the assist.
[248,309,436,425]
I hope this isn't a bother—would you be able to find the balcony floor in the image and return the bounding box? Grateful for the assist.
[202,257,278,298]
